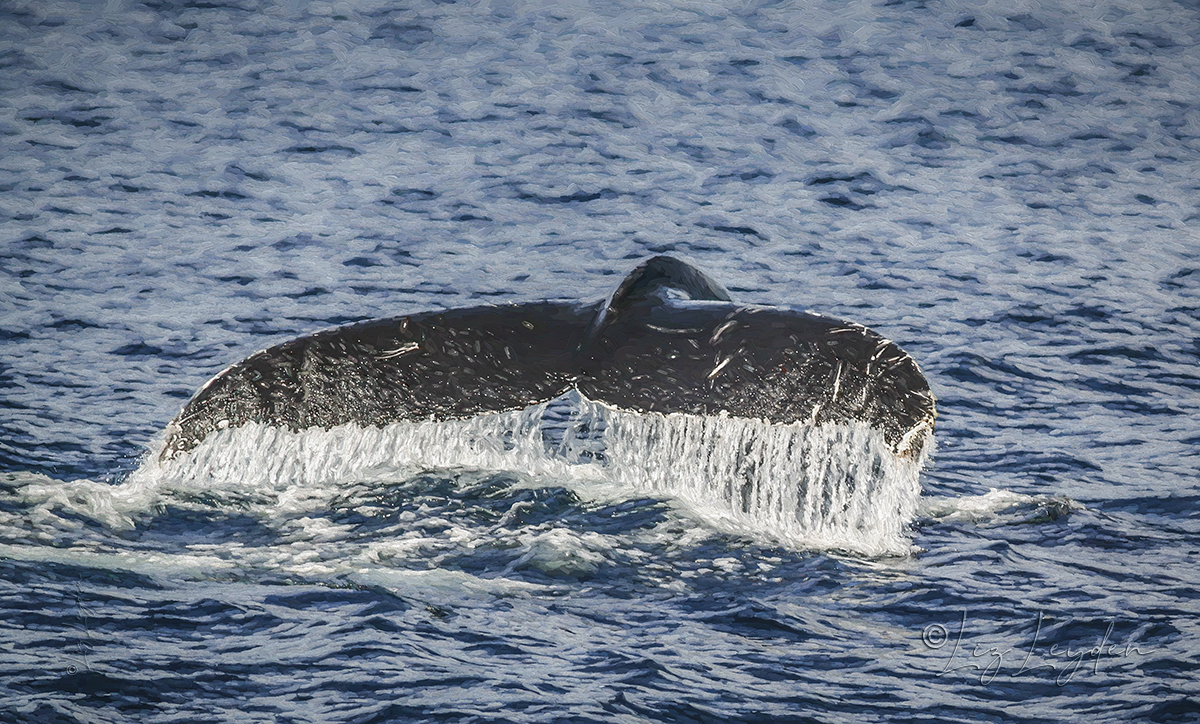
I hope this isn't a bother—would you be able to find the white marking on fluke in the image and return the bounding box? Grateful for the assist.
[377,342,420,360]
[710,320,738,344]
[707,356,733,380]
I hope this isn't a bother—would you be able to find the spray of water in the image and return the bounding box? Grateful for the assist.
[564,399,928,555]
[150,402,570,491]
[128,394,928,554]
[15,394,930,555]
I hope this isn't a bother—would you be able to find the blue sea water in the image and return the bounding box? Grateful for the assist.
[2,0,1199,721]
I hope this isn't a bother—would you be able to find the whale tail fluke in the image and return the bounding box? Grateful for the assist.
[163,257,935,461]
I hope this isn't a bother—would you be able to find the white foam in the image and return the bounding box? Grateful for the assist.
[0,541,237,579]
[351,567,553,599]
[504,527,616,577]
[920,487,1083,524]
[15,470,161,531]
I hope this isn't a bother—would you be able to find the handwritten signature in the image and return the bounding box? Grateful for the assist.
[922,611,1151,686]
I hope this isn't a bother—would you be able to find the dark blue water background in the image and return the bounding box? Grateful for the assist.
[1,0,1198,721]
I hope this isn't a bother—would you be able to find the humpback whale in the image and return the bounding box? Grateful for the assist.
[161,256,936,462]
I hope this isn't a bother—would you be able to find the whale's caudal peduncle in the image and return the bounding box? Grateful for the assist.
[160,256,936,461]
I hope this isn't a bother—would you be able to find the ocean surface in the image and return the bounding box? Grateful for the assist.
[2,0,1199,721]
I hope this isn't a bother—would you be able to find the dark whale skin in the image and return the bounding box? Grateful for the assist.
[162,257,936,460]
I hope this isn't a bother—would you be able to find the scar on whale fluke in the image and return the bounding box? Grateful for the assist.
[160,256,936,461]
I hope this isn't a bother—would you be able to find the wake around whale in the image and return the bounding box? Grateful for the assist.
[160,256,937,465]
